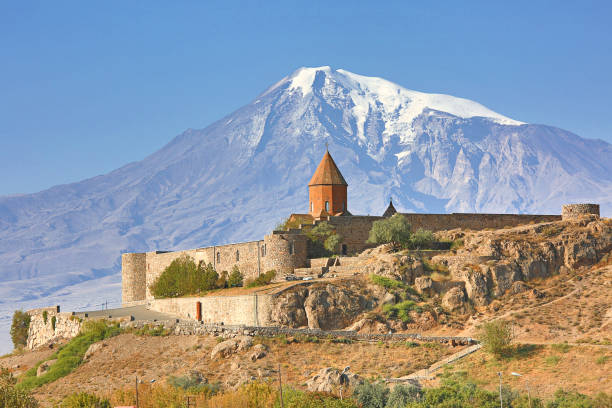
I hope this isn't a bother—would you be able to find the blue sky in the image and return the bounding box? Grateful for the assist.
[1,1,611,195]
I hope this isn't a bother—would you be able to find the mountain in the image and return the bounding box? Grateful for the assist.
[1,66,611,353]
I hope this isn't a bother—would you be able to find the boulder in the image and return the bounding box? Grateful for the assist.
[306,367,363,392]
[83,342,105,360]
[346,318,390,334]
[210,335,254,359]
[442,287,467,311]
[414,277,434,295]
[249,344,267,361]
[36,359,57,377]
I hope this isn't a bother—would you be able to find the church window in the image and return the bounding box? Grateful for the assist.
[289,241,295,255]
[311,202,313,213]
[261,244,266,257]
[325,201,329,212]
[216,252,220,264]
[342,201,345,211]
[236,250,239,262]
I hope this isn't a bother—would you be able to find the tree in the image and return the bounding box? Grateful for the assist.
[367,214,412,250]
[478,320,514,358]
[0,368,39,408]
[228,266,243,287]
[10,310,30,349]
[150,255,199,298]
[200,262,219,291]
[324,233,343,253]
[386,384,421,407]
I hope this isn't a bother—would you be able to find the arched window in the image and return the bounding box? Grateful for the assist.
[289,241,295,255]
[216,252,220,264]
[261,244,266,257]
[311,202,313,213]
[342,201,345,211]
[236,250,239,262]
[325,201,329,212]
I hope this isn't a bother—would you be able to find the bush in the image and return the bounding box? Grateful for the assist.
[408,228,435,250]
[18,320,122,391]
[281,386,358,407]
[59,392,111,408]
[478,320,514,358]
[167,374,220,395]
[353,381,389,408]
[386,384,420,408]
[10,310,30,349]
[382,300,421,323]
[324,233,343,253]
[370,274,406,290]
[246,270,277,288]
[367,214,411,250]
[0,368,38,408]
[228,265,244,287]
[150,255,220,298]
[51,316,57,331]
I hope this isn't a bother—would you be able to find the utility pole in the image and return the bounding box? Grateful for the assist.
[278,363,284,408]
[498,372,503,408]
[135,376,139,408]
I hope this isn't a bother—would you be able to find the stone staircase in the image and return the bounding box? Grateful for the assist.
[287,256,365,280]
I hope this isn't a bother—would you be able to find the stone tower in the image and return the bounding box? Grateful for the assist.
[308,149,348,218]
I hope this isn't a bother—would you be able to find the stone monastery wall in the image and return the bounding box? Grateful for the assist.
[399,212,561,232]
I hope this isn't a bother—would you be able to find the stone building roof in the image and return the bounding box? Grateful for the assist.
[308,150,348,186]
[382,199,397,217]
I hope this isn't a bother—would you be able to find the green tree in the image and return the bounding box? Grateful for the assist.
[59,392,111,408]
[367,214,411,250]
[478,320,514,358]
[200,262,219,291]
[228,265,244,287]
[324,233,343,253]
[150,255,199,298]
[10,310,30,349]
[0,368,38,408]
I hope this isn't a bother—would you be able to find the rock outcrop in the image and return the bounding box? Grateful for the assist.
[432,217,612,305]
[306,367,363,392]
[210,335,254,359]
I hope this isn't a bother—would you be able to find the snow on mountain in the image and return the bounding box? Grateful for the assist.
[1,66,611,353]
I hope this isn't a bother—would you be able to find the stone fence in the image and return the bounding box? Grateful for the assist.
[121,319,477,346]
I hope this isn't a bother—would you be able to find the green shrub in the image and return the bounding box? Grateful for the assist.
[10,310,30,349]
[353,381,389,408]
[386,384,420,408]
[0,368,38,408]
[408,228,435,250]
[370,274,406,289]
[246,270,277,288]
[131,324,171,337]
[59,392,111,408]
[545,355,561,366]
[167,374,220,395]
[596,355,609,365]
[324,233,343,253]
[478,320,514,358]
[42,310,48,325]
[382,300,421,323]
[551,343,572,353]
[228,265,244,287]
[280,386,357,407]
[546,389,611,408]
[18,320,122,391]
[150,255,220,298]
[450,239,464,251]
[367,214,411,250]
[51,316,57,331]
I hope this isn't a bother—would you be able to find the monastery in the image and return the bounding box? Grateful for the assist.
[121,150,599,306]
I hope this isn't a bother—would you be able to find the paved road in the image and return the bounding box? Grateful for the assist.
[74,305,176,321]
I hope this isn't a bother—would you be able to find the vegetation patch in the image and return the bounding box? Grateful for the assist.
[478,320,514,358]
[370,274,407,290]
[10,310,30,349]
[18,320,122,391]
[245,269,276,288]
[382,300,422,323]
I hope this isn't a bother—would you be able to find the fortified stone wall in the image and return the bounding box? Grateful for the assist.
[26,307,82,350]
[326,216,384,254]
[148,294,274,326]
[122,240,265,305]
[399,213,561,232]
[262,230,308,274]
[562,204,600,220]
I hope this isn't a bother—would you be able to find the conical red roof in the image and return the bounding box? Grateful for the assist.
[308,151,348,186]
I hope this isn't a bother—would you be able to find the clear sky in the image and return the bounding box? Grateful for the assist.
[1,1,611,196]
